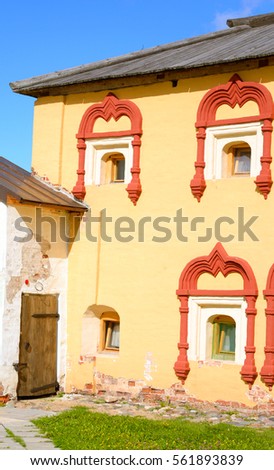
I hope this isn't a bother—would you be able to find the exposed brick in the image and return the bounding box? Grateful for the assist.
[77,372,274,411]
[141,387,152,394]
[84,383,93,391]
[174,389,186,396]
[0,395,10,404]
[116,391,131,398]
[151,388,165,395]
[216,400,229,407]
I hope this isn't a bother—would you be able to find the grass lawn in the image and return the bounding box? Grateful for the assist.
[33,406,274,450]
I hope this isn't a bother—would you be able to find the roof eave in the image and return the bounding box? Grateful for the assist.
[4,191,88,212]
[19,198,88,212]
[11,54,274,98]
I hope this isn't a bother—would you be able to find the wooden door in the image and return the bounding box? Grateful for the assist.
[17,293,59,398]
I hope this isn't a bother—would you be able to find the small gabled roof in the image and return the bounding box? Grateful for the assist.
[0,156,88,212]
[10,13,274,97]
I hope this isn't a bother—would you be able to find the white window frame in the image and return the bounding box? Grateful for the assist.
[204,122,263,180]
[188,296,247,364]
[85,137,133,186]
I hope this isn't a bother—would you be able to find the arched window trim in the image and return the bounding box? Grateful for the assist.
[191,74,274,201]
[174,242,258,388]
[187,296,247,365]
[72,93,143,205]
[260,265,274,390]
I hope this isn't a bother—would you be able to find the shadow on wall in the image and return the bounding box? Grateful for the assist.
[81,304,120,360]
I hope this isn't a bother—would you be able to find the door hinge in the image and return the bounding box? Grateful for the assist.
[32,313,59,319]
[30,382,59,393]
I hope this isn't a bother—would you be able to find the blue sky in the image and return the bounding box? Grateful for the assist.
[1,0,274,171]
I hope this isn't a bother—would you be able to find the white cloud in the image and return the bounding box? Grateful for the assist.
[212,0,274,31]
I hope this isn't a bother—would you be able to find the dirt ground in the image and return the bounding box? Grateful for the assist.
[9,393,274,427]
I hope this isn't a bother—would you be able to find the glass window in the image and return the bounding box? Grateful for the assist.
[188,297,247,364]
[233,147,251,175]
[100,152,125,184]
[105,321,120,349]
[204,122,263,180]
[111,156,125,182]
[221,143,251,177]
[212,316,236,361]
[100,312,120,352]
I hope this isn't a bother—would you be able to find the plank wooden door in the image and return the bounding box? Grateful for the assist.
[17,293,59,398]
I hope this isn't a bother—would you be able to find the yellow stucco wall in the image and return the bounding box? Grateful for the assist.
[31,66,274,405]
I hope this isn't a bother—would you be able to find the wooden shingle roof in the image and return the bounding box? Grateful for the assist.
[0,156,87,211]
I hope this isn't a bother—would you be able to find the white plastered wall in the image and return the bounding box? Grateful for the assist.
[0,202,9,392]
[0,203,69,397]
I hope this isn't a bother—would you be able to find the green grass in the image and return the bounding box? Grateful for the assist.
[5,427,26,448]
[33,406,274,450]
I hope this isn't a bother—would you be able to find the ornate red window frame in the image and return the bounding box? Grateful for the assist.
[174,242,258,388]
[190,74,274,201]
[72,93,143,205]
[260,264,274,390]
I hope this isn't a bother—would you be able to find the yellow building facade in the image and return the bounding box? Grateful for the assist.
[11,13,274,406]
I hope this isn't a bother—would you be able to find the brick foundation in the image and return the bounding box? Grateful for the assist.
[78,372,274,411]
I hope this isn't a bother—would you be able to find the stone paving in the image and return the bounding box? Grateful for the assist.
[0,402,58,450]
[0,393,273,450]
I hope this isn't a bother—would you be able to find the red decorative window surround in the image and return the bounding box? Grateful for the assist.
[260,264,274,390]
[174,242,258,388]
[191,74,274,201]
[72,93,143,205]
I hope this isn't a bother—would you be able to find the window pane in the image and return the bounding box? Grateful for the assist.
[219,324,235,353]
[105,321,120,349]
[234,148,251,174]
[116,159,125,181]
[109,323,120,348]
[212,318,235,361]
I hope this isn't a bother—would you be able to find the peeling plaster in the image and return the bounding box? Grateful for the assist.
[7,234,51,303]
[247,385,272,403]
[6,276,21,304]
[1,204,69,397]
[144,352,158,381]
